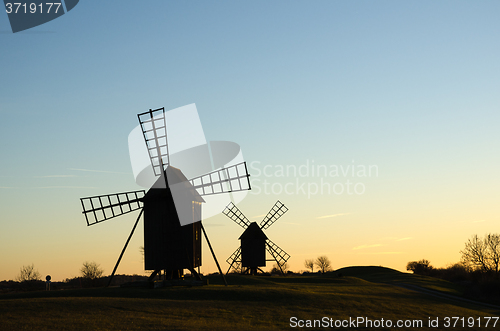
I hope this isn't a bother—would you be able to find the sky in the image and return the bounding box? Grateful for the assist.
[1,1,499,281]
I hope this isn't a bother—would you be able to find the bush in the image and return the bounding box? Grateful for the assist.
[81,261,104,280]
[406,259,433,275]
[271,262,289,274]
[80,261,105,287]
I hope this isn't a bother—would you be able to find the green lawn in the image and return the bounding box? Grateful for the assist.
[1,267,498,330]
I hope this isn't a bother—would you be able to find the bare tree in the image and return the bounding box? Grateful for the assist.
[315,256,331,273]
[16,264,41,282]
[271,262,289,274]
[461,234,500,273]
[486,234,500,273]
[81,261,104,280]
[461,235,488,271]
[304,259,314,273]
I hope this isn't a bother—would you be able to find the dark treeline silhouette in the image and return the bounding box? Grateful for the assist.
[0,274,149,294]
[407,233,500,304]
[406,260,500,304]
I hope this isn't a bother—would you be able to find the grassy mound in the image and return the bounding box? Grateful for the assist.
[333,266,464,296]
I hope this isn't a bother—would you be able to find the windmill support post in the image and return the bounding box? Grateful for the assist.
[107,209,144,287]
[226,263,235,275]
[148,269,160,281]
[225,249,241,275]
[267,245,286,275]
[225,258,240,275]
[201,223,228,286]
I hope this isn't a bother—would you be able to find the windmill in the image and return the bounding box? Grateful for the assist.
[80,107,251,286]
[223,201,290,275]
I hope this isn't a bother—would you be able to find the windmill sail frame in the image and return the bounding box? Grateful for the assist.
[138,107,170,177]
[260,200,288,230]
[189,162,251,196]
[81,190,145,226]
[222,202,250,229]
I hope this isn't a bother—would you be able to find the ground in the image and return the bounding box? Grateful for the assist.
[0,266,498,330]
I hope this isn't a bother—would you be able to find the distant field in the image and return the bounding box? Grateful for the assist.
[1,267,498,330]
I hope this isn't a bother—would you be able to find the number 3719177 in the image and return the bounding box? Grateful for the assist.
[5,3,62,14]
[443,317,499,328]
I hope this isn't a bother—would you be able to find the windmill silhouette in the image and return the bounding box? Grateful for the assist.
[80,107,251,286]
[223,201,290,275]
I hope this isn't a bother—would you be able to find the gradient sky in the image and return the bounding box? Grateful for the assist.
[1,1,499,281]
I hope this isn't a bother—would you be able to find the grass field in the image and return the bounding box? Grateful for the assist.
[1,267,499,330]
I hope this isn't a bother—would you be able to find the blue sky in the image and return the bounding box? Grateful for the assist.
[1,1,499,280]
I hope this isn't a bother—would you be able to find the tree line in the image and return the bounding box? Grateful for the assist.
[406,233,500,304]
[407,233,500,276]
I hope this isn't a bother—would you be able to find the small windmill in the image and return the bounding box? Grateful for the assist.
[80,107,251,286]
[223,201,290,275]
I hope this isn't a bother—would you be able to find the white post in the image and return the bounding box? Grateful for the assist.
[45,275,51,291]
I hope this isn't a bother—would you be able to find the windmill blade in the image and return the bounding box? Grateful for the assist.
[266,239,290,266]
[80,190,145,226]
[222,202,250,229]
[259,200,288,230]
[137,107,169,176]
[189,161,250,196]
[225,247,242,273]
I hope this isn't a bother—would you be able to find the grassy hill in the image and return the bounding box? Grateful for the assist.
[1,267,498,330]
[334,266,465,295]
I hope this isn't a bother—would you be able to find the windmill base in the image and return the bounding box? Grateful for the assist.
[148,268,203,282]
[151,279,208,288]
[242,267,265,275]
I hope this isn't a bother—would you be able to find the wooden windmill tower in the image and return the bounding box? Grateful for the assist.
[80,107,251,285]
[223,201,290,275]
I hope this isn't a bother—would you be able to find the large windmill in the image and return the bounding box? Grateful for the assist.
[223,201,290,275]
[80,107,251,286]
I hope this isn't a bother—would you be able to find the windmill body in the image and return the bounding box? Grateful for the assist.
[143,165,204,278]
[79,107,251,285]
[239,222,268,269]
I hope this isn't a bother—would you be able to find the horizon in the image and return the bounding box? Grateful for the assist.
[1,1,499,282]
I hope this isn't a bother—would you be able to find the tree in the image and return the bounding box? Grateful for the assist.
[315,256,331,273]
[271,262,289,274]
[461,234,500,273]
[81,261,104,280]
[16,264,41,282]
[486,234,500,273]
[406,259,433,275]
[304,259,314,273]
